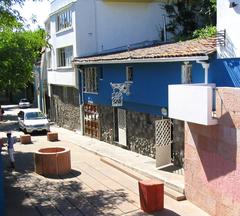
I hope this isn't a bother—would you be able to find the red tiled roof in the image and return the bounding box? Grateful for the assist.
[74,38,216,64]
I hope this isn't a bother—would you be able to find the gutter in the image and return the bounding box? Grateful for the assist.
[73,55,209,65]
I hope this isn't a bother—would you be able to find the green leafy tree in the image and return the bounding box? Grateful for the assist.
[0,0,24,29]
[164,0,216,40]
[0,28,47,100]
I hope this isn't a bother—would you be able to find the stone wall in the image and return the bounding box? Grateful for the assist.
[127,111,160,158]
[185,87,240,216]
[50,85,81,131]
[98,105,114,143]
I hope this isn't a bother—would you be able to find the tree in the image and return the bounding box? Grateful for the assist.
[0,28,47,101]
[0,0,24,29]
[164,0,216,40]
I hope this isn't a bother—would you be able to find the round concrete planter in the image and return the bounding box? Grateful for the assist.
[34,147,71,176]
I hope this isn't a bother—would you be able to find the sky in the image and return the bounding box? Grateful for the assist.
[14,0,51,30]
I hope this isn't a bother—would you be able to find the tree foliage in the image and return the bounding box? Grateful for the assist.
[164,0,216,40]
[0,0,49,100]
[0,28,47,94]
[0,0,24,29]
[192,25,216,39]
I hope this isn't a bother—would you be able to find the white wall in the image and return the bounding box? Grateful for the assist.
[48,0,77,87]
[48,0,167,86]
[95,1,164,53]
[168,84,218,125]
[217,0,240,58]
[75,0,166,56]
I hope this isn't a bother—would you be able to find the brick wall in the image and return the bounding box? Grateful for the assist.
[185,87,240,216]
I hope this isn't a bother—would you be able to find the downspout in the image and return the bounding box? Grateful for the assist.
[203,63,209,84]
[79,67,85,135]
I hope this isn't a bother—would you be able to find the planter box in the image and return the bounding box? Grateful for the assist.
[47,132,58,142]
[20,135,31,144]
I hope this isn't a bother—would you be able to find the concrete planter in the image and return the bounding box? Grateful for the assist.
[20,135,31,144]
[47,132,58,142]
[34,147,71,176]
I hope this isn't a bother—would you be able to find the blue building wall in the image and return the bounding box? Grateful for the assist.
[209,57,240,87]
[83,56,236,115]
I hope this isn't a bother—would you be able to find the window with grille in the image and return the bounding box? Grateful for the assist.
[56,9,72,32]
[57,46,73,67]
[83,67,98,93]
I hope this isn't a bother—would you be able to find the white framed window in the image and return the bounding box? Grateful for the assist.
[126,66,133,82]
[83,67,98,93]
[56,9,72,32]
[57,46,73,67]
[47,51,52,69]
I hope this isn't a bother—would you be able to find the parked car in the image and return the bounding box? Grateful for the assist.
[19,98,31,108]
[18,108,50,133]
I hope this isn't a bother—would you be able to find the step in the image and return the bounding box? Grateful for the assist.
[100,157,186,201]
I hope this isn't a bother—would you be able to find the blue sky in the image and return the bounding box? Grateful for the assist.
[14,0,51,30]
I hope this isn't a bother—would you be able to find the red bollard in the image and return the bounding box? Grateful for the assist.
[138,179,164,213]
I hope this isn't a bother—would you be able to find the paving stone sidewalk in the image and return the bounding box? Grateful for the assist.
[2,132,209,216]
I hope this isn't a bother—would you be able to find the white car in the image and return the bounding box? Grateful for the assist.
[19,98,31,108]
[18,108,50,133]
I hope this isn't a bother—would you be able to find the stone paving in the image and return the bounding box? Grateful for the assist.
[1,106,210,216]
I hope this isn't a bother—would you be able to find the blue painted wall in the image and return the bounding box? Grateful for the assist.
[82,56,237,115]
[209,56,240,87]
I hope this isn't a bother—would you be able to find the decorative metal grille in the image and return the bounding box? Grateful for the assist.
[217,30,226,47]
[110,81,132,107]
[112,92,123,107]
[155,119,172,147]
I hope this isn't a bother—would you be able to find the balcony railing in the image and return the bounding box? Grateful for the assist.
[168,83,217,125]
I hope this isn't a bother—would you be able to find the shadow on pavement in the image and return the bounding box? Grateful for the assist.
[3,150,150,216]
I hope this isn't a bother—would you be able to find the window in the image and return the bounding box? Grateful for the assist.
[181,63,192,84]
[126,66,133,82]
[99,67,103,80]
[57,46,73,67]
[47,51,52,68]
[83,67,98,93]
[56,9,72,32]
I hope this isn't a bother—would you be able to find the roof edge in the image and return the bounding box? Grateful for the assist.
[74,55,209,65]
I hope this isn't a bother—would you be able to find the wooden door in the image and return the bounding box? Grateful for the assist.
[84,104,100,139]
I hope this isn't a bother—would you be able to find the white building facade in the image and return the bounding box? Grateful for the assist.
[217,0,240,58]
[46,0,168,131]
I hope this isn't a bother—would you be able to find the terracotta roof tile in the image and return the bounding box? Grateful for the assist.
[74,38,216,63]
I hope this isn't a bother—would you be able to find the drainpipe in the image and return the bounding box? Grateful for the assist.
[203,63,209,84]
[162,15,167,42]
[79,67,85,136]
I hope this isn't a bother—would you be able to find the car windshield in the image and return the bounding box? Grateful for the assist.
[20,99,28,103]
[25,112,46,120]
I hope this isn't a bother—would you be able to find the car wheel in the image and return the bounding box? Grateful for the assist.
[23,128,27,134]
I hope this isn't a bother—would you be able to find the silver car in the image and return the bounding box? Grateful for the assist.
[18,109,50,133]
[19,98,31,108]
